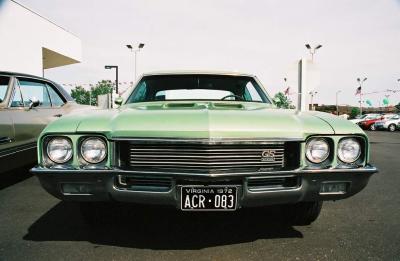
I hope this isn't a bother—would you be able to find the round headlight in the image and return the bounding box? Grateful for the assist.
[81,137,107,164]
[338,138,361,163]
[47,137,73,163]
[306,138,330,163]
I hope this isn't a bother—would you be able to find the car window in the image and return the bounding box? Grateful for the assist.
[0,76,10,103]
[11,84,24,107]
[17,79,51,107]
[243,82,263,102]
[46,84,65,107]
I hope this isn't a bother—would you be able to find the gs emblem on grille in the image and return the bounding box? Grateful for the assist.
[261,149,276,162]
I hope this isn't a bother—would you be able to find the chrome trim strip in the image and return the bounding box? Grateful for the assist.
[31,165,378,177]
[0,142,36,158]
[111,137,303,144]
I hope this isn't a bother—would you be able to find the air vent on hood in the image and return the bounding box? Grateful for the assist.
[211,103,245,109]
[163,103,207,109]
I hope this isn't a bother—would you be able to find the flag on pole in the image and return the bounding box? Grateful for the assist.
[355,86,361,95]
[284,87,290,95]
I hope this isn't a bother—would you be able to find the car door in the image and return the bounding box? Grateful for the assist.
[8,77,59,149]
[0,75,15,152]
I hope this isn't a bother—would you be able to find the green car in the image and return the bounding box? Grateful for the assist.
[32,72,377,225]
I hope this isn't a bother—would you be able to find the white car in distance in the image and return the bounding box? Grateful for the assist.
[374,114,400,132]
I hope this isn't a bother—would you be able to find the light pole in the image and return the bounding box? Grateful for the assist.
[126,43,145,82]
[336,90,342,116]
[305,44,322,62]
[357,77,367,115]
[105,65,119,108]
[309,91,318,110]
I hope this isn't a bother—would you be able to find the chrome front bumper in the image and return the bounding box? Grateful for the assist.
[31,165,378,208]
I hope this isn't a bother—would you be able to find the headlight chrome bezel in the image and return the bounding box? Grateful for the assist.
[46,137,73,164]
[80,137,108,164]
[305,138,330,164]
[337,137,362,164]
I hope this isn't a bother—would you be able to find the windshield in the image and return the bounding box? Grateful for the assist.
[126,75,271,104]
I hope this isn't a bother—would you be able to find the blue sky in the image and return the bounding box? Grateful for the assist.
[18,0,400,106]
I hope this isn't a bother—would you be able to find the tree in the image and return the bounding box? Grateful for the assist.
[71,86,89,105]
[70,80,113,106]
[395,102,400,112]
[89,80,113,106]
[273,92,291,109]
[350,107,360,119]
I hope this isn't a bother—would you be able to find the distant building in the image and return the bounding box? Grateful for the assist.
[0,0,81,76]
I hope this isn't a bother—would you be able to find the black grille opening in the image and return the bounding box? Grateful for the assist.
[116,176,173,192]
[284,141,301,170]
[247,176,300,191]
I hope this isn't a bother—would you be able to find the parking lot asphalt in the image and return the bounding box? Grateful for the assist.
[0,131,399,261]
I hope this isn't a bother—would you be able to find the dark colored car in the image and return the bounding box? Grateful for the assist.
[0,71,91,173]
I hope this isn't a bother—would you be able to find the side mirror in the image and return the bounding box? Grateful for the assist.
[29,97,40,109]
[115,97,123,106]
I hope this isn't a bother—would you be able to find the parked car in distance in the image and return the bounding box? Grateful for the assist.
[0,71,91,173]
[32,71,377,226]
[374,114,400,132]
[350,114,381,124]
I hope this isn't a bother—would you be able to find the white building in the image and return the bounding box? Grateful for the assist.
[0,0,81,76]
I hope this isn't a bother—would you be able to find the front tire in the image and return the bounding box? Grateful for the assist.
[283,201,323,225]
[388,124,396,132]
[370,124,376,131]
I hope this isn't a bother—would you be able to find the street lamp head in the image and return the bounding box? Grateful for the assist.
[105,65,117,69]
[284,77,287,82]
[126,44,133,49]
[357,78,361,82]
[363,77,367,82]
[315,44,322,49]
[138,43,145,49]
[305,44,311,49]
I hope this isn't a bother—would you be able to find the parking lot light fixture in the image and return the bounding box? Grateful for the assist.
[104,65,119,108]
[356,77,367,115]
[126,43,145,81]
[336,90,342,116]
[305,44,323,61]
[309,91,318,110]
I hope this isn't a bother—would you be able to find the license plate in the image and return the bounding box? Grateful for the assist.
[180,186,237,211]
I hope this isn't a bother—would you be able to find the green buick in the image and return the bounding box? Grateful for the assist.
[31,72,377,225]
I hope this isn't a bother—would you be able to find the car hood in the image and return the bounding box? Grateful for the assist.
[43,101,364,140]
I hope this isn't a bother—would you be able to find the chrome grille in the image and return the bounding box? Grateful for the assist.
[122,142,286,171]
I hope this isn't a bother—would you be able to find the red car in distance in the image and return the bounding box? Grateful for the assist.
[357,116,385,130]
